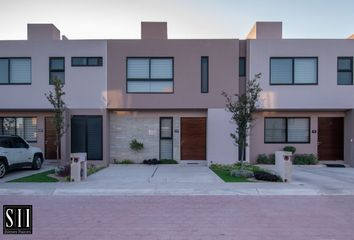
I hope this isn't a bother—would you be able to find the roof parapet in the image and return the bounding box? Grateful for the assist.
[247,22,282,39]
[141,22,167,40]
[27,24,61,40]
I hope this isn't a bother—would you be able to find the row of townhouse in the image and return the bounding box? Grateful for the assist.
[0,22,354,166]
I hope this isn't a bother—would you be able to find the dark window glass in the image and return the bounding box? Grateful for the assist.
[87,57,102,66]
[239,57,246,77]
[160,117,173,160]
[49,57,65,84]
[0,117,37,142]
[201,56,209,93]
[0,58,31,84]
[12,137,28,148]
[270,57,318,85]
[0,59,9,84]
[337,57,353,85]
[0,138,11,148]
[72,57,103,66]
[71,116,103,160]
[72,57,87,66]
[127,57,173,93]
[265,117,310,143]
[265,118,286,143]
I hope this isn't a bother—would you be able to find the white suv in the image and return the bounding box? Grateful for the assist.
[0,135,44,178]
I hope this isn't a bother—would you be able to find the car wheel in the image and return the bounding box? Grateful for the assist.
[0,161,6,178]
[32,155,42,170]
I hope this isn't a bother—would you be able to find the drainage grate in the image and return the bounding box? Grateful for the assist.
[325,164,346,168]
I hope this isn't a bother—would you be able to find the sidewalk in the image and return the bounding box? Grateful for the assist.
[2,164,354,196]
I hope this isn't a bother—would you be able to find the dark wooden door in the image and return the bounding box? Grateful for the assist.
[45,117,60,160]
[318,117,344,160]
[181,117,206,160]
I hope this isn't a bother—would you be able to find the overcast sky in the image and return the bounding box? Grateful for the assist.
[0,0,353,40]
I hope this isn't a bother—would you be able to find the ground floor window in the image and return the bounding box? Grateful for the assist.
[160,117,173,160]
[0,117,37,142]
[71,116,103,160]
[265,117,310,143]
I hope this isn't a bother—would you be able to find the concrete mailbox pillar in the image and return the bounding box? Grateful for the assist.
[275,151,293,182]
[70,153,87,182]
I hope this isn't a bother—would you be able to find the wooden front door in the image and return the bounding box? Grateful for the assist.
[181,117,206,160]
[318,117,344,160]
[45,117,60,160]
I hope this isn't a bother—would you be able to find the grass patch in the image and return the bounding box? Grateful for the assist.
[158,159,178,164]
[87,165,105,176]
[8,170,58,183]
[210,164,256,182]
[114,159,134,164]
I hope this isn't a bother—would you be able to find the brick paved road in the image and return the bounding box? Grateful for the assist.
[1,196,354,240]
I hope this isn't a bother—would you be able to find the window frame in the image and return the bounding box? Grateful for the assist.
[201,56,209,93]
[337,57,353,85]
[0,116,38,143]
[269,57,318,85]
[49,57,65,84]
[239,57,246,77]
[264,117,311,144]
[0,57,32,85]
[126,57,174,94]
[159,117,173,160]
[71,57,103,67]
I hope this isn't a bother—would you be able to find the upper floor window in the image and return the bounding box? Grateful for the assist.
[337,57,353,85]
[126,57,173,93]
[270,57,318,85]
[0,58,31,85]
[201,56,209,93]
[49,57,65,84]
[239,57,246,77]
[72,57,103,67]
[265,117,310,144]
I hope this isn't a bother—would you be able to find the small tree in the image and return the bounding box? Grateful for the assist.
[45,78,67,167]
[222,73,262,169]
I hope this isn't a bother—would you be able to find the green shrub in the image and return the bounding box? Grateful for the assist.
[158,159,178,164]
[293,154,318,165]
[256,154,275,164]
[254,170,281,182]
[283,146,296,154]
[130,139,144,151]
[117,159,134,164]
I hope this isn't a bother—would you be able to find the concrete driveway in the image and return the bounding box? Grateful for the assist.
[261,164,354,193]
[2,163,354,196]
[0,161,56,183]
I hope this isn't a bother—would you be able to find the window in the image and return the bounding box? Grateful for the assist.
[265,117,310,143]
[239,57,246,77]
[337,57,353,85]
[160,117,173,160]
[126,57,173,93]
[0,117,37,142]
[49,57,65,84]
[201,56,209,93]
[270,57,318,85]
[0,58,31,84]
[71,57,103,67]
[71,116,103,160]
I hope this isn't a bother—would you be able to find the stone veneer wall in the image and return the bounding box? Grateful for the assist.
[109,110,206,163]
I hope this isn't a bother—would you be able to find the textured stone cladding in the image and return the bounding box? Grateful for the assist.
[110,113,181,163]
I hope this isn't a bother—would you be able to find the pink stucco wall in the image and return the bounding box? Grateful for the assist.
[250,111,345,163]
[107,39,239,109]
[0,40,107,109]
[249,39,354,110]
